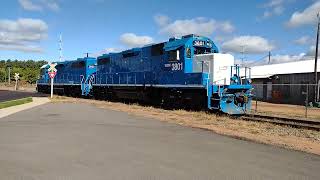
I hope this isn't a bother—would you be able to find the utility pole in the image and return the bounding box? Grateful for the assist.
[314,13,320,102]
[8,66,11,85]
[240,45,246,66]
[268,51,271,64]
[4,61,6,83]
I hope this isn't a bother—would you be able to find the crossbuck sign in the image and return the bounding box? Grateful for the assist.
[14,73,19,81]
[14,73,19,91]
[48,63,57,79]
[48,63,57,98]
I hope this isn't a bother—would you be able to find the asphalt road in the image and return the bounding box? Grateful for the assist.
[0,103,319,180]
[0,90,46,102]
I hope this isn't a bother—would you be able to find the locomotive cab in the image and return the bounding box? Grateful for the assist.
[158,34,252,114]
[36,64,50,92]
[189,37,252,114]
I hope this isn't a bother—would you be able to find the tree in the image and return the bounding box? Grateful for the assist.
[0,59,48,84]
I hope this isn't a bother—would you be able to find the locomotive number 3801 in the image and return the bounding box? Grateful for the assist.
[171,63,183,71]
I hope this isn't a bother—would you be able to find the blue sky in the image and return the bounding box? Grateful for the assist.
[0,0,319,65]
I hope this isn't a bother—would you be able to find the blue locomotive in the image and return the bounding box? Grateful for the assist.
[37,56,96,96]
[37,34,252,114]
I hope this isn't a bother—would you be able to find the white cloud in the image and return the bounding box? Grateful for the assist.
[262,45,319,65]
[104,48,122,53]
[273,6,285,15]
[18,0,42,11]
[262,7,284,18]
[294,36,312,45]
[120,33,153,47]
[306,45,320,56]
[262,11,272,18]
[265,0,284,7]
[222,36,275,54]
[46,0,59,11]
[287,1,320,27]
[266,53,307,64]
[18,0,60,11]
[155,16,235,37]
[0,44,43,53]
[219,21,235,33]
[93,47,123,57]
[260,0,286,19]
[0,18,48,53]
[154,14,170,27]
[243,53,308,66]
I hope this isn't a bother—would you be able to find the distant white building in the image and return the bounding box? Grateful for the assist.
[243,59,319,105]
[248,59,320,79]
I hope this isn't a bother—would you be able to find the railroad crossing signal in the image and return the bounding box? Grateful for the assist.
[14,73,19,91]
[48,72,57,79]
[14,73,19,81]
[48,63,57,79]
[48,63,58,99]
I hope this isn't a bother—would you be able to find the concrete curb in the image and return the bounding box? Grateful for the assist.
[0,97,50,119]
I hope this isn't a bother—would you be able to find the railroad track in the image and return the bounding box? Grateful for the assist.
[241,114,320,131]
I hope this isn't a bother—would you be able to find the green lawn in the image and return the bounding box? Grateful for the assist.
[0,97,33,109]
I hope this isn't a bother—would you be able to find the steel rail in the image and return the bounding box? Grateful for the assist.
[241,114,320,131]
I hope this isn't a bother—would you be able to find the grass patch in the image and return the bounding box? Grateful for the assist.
[0,97,33,109]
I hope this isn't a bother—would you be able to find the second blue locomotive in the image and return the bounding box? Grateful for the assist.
[37,34,252,114]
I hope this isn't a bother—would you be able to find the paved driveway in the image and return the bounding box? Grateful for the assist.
[0,90,45,102]
[0,102,319,180]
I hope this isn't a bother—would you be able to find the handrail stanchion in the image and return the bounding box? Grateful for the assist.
[245,67,247,80]
[231,65,233,78]
[135,73,137,85]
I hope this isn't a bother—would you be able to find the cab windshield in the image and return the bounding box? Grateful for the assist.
[40,68,46,75]
[194,47,212,55]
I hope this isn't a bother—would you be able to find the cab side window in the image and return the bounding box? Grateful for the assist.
[98,57,110,65]
[186,47,191,58]
[169,50,180,61]
[71,61,85,68]
[151,43,164,56]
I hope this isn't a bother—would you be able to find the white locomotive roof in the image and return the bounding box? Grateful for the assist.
[245,59,320,79]
[40,64,49,69]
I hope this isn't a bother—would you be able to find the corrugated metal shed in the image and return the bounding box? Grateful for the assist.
[245,60,320,79]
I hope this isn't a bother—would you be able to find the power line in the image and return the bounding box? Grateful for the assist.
[244,53,270,67]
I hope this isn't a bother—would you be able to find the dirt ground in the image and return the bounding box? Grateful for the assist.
[52,96,320,156]
[251,101,320,120]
